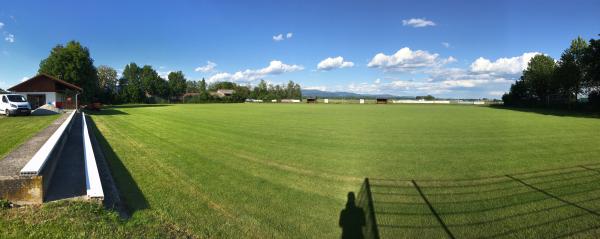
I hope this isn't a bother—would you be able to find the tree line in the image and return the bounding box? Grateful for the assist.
[503,35,600,110]
[183,79,302,103]
[35,40,302,104]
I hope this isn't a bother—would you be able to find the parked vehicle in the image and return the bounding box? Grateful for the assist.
[0,94,32,116]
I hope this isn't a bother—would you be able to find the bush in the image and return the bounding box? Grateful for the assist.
[589,91,600,110]
[0,199,11,209]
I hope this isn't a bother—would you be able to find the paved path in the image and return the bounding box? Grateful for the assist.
[45,113,86,201]
[0,112,71,177]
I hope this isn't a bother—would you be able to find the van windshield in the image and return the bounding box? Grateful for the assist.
[7,95,27,102]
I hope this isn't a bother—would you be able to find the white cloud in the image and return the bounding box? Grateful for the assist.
[367,47,453,72]
[0,22,4,29]
[489,91,506,96]
[273,34,284,41]
[317,56,354,71]
[157,70,172,79]
[195,61,217,72]
[21,76,30,82]
[346,51,541,98]
[402,18,436,28]
[470,52,541,75]
[4,33,14,43]
[347,82,381,94]
[303,86,327,91]
[208,60,303,83]
[273,32,293,42]
[442,42,450,48]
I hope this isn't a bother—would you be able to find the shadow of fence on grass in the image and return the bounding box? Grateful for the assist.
[359,163,600,238]
[489,105,600,119]
[85,116,149,216]
[112,104,171,109]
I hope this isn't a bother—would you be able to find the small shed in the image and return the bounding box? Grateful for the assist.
[8,74,82,109]
[306,98,317,104]
[376,98,388,104]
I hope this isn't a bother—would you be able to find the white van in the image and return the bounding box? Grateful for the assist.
[1,94,32,116]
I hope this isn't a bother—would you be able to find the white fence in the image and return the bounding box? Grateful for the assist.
[82,112,104,199]
[20,110,76,176]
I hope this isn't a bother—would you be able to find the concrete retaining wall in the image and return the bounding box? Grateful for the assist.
[0,111,76,204]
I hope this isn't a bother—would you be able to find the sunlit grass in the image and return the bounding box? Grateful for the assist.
[0,114,60,159]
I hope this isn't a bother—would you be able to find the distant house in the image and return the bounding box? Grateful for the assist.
[210,89,235,98]
[8,74,82,109]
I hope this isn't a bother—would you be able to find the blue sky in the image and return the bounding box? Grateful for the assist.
[0,0,599,98]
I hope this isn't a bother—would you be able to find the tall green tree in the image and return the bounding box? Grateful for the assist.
[199,78,207,94]
[254,80,268,100]
[122,63,144,103]
[140,65,165,97]
[521,54,557,105]
[583,35,600,91]
[554,37,588,102]
[38,41,98,102]
[168,71,187,98]
[186,80,199,93]
[97,65,118,103]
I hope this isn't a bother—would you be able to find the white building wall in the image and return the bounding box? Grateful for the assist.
[15,92,57,106]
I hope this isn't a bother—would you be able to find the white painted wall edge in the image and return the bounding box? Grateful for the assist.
[82,112,104,199]
[20,110,77,176]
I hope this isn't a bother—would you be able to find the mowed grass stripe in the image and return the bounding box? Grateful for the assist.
[92,109,344,237]
[88,104,600,238]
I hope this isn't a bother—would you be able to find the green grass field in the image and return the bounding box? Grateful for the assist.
[2,104,600,238]
[87,104,600,238]
[0,114,61,159]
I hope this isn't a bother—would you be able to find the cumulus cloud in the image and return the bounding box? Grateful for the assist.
[367,47,454,72]
[402,18,436,28]
[0,22,4,29]
[348,51,541,98]
[208,60,303,83]
[273,34,284,41]
[442,42,450,48]
[317,56,354,71]
[273,32,293,42]
[470,52,541,75]
[4,33,14,43]
[195,61,217,72]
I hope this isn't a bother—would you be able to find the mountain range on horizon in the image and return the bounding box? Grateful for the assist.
[301,89,411,99]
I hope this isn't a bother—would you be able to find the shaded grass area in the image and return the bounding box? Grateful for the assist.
[0,114,61,159]
[0,201,194,238]
[369,163,600,238]
[83,104,600,238]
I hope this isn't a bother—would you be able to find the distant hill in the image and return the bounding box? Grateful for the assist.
[301,89,411,99]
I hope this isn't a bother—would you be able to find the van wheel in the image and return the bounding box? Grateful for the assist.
[5,110,10,117]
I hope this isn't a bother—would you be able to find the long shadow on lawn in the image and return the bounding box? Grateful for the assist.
[112,104,171,109]
[86,108,129,116]
[489,105,600,119]
[362,163,600,238]
[86,116,149,216]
